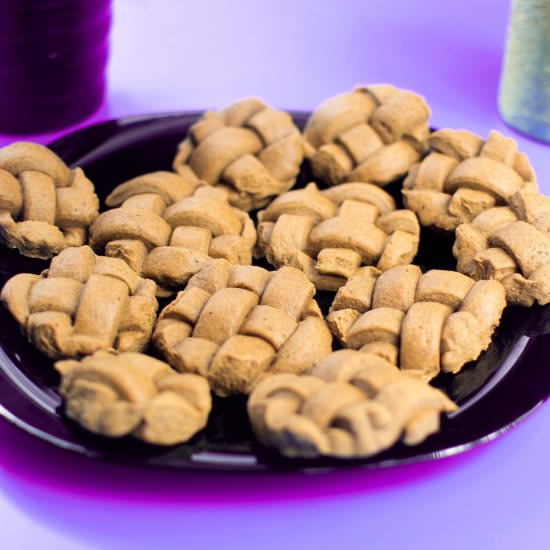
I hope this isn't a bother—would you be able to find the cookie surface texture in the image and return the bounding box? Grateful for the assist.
[1,246,158,358]
[0,142,99,259]
[153,259,333,396]
[327,265,506,379]
[172,98,304,211]
[303,84,430,186]
[56,351,211,445]
[247,349,456,458]
[403,129,538,232]
[257,182,420,290]
[453,189,550,306]
[89,171,256,296]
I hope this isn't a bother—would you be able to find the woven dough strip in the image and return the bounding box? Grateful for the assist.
[153,259,333,397]
[172,98,303,211]
[303,84,430,186]
[0,142,99,259]
[327,265,506,380]
[453,189,550,306]
[248,350,456,459]
[256,182,420,290]
[1,246,158,359]
[89,171,256,296]
[56,352,211,445]
[403,129,538,232]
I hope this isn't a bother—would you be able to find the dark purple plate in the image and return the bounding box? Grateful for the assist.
[1,112,550,472]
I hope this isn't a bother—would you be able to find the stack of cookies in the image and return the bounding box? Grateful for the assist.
[1,86,546,460]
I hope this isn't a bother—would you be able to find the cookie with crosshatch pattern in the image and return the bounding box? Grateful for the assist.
[0,142,99,259]
[152,259,332,397]
[247,349,456,459]
[1,246,158,359]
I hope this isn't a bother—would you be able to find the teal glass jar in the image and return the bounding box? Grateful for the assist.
[498,0,550,143]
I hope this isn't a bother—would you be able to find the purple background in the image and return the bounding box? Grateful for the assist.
[1,1,550,548]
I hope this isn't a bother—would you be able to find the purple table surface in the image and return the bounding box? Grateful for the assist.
[1,1,550,548]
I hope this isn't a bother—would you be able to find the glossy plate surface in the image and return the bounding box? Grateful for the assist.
[1,112,550,472]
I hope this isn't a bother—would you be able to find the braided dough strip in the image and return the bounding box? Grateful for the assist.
[248,350,456,458]
[172,98,304,211]
[89,171,257,296]
[327,265,506,380]
[303,84,430,186]
[257,182,420,290]
[1,246,158,359]
[153,259,333,397]
[402,129,538,232]
[453,189,550,306]
[0,142,99,259]
[56,352,211,445]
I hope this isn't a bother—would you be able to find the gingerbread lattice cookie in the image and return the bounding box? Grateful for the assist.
[248,349,456,459]
[0,142,99,259]
[0,246,158,359]
[327,265,506,379]
[303,84,430,187]
[402,129,538,232]
[89,171,256,296]
[56,352,211,445]
[256,182,420,291]
[172,98,303,211]
[453,190,550,306]
[153,259,333,397]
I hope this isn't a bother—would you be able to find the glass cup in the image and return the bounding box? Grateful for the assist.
[0,0,111,135]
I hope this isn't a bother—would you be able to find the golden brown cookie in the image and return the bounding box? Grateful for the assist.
[172,98,303,211]
[453,189,550,306]
[327,265,506,379]
[152,259,333,397]
[256,182,420,290]
[0,246,158,359]
[247,349,456,459]
[303,84,430,187]
[402,129,538,232]
[56,351,211,445]
[0,142,99,259]
[89,171,256,296]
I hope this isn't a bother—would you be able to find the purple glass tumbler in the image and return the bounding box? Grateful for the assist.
[0,0,111,134]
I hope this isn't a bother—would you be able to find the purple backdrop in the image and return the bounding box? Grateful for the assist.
[1,1,550,548]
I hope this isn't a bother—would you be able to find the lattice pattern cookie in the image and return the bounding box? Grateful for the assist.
[56,352,211,445]
[0,142,99,259]
[256,182,420,290]
[153,259,333,397]
[89,171,256,296]
[0,246,158,359]
[453,190,550,306]
[303,84,430,186]
[327,265,506,379]
[248,350,456,459]
[172,98,303,211]
[403,129,538,231]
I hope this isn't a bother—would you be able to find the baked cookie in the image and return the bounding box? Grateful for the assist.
[172,98,303,211]
[153,259,333,397]
[56,351,211,445]
[327,265,506,380]
[453,189,550,306]
[0,246,158,359]
[247,349,456,459]
[0,141,99,259]
[403,129,538,232]
[303,84,430,186]
[256,182,420,291]
[89,171,256,296]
